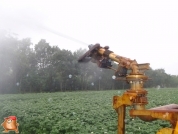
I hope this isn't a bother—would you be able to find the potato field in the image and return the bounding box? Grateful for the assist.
[0,88,178,134]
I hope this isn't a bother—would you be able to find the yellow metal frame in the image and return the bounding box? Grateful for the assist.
[113,74,178,134]
[97,45,178,134]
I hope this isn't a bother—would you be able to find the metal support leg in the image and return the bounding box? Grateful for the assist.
[174,121,178,134]
[118,105,126,134]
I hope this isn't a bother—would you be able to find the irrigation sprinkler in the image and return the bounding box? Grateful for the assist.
[78,43,178,134]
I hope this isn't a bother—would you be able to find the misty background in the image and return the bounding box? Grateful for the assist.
[1,0,178,75]
[0,32,178,94]
[0,0,178,93]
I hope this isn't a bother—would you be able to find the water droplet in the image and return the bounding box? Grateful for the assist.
[157,85,160,90]
[48,98,52,102]
[26,74,29,77]
[112,75,116,79]
[118,91,121,94]
[69,74,72,78]
[91,82,94,86]
[16,82,20,86]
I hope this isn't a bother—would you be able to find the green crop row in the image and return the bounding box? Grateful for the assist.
[0,88,178,134]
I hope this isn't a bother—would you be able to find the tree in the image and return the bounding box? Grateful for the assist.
[1,30,178,94]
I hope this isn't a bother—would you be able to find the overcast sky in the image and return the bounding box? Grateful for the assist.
[0,0,178,75]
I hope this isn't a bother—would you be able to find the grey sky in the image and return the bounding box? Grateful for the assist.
[0,0,178,75]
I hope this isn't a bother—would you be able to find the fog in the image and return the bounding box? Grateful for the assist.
[0,0,178,75]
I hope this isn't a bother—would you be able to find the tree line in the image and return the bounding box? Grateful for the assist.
[0,31,178,94]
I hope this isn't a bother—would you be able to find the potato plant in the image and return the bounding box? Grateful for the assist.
[0,88,178,134]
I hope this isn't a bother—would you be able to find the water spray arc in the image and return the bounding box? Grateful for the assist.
[40,25,88,46]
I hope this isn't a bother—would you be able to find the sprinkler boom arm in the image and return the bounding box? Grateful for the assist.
[78,44,149,78]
